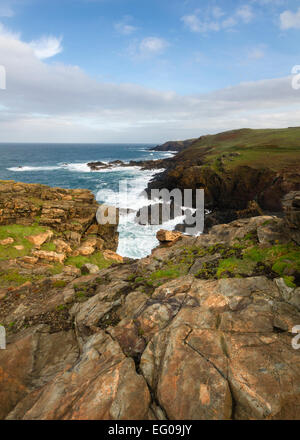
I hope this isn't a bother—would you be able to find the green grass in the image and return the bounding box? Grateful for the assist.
[244,244,300,273]
[52,280,68,288]
[176,127,300,173]
[41,242,56,252]
[0,224,49,260]
[190,241,300,285]
[0,270,43,287]
[65,251,112,270]
[216,257,256,279]
[48,263,65,275]
[214,243,300,284]
[150,267,182,281]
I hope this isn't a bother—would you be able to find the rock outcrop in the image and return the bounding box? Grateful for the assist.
[157,229,182,244]
[283,191,300,245]
[147,128,300,228]
[1,213,299,420]
[151,138,197,152]
[0,180,119,251]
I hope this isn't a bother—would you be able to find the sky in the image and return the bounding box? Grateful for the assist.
[0,0,300,142]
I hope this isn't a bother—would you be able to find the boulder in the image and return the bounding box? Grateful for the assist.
[26,230,53,248]
[103,250,124,263]
[64,231,81,245]
[14,245,24,251]
[156,230,182,244]
[81,263,100,275]
[20,256,38,265]
[0,237,14,246]
[76,237,102,256]
[32,250,66,264]
[53,239,72,255]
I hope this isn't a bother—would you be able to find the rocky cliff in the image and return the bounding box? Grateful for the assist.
[151,138,197,152]
[0,187,299,420]
[147,128,300,227]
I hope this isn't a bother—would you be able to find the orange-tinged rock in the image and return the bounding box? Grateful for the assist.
[32,250,66,264]
[141,325,232,420]
[6,332,151,420]
[156,230,182,243]
[0,237,14,246]
[14,245,24,251]
[103,250,124,263]
[0,327,78,420]
[53,239,72,255]
[26,230,53,248]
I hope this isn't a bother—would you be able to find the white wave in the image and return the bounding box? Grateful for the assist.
[117,212,186,259]
[95,167,188,259]
[8,165,61,172]
[8,162,146,174]
[96,168,162,211]
[64,162,149,174]
[161,151,177,157]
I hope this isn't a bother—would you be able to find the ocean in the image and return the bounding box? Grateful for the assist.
[0,143,179,259]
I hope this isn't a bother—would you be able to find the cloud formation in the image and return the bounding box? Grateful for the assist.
[29,35,63,59]
[181,4,254,33]
[114,16,137,35]
[0,22,299,142]
[139,37,169,55]
[280,8,300,30]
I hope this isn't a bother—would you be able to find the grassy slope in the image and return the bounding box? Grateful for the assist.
[176,127,300,172]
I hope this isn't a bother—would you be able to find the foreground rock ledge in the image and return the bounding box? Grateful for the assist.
[0,210,299,420]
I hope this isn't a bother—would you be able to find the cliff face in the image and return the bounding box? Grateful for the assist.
[148,128,300,226]
[151,138,197,152]
[0,191,299,420]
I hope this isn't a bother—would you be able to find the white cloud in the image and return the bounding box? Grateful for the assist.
[114,16,137,35]
[222,17,237,29]
[280,8,300,30]
[29,36,63,59]
[0,24,299,142]
[212,7,225,19]
[181,14,220,33]
[139,37,169,55]
[252,0,284,5]
[0,22,20,39]
[182,4,254,34]
[181,15,202,32]
[236,5,254,23]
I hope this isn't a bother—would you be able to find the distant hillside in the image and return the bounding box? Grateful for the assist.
[174,127,300,171]
[148,127,300,219]
[151,138,197,152]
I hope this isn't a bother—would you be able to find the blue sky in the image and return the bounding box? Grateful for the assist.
[0,0,300,142]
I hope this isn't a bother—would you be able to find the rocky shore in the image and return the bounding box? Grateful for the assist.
[151,138,198,152]
[0,128,300,420]
[87,159,167,171]
[147,128,300,229]
[0,179,299,419]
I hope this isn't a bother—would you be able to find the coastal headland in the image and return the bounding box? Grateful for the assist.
[0,127,299,420]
